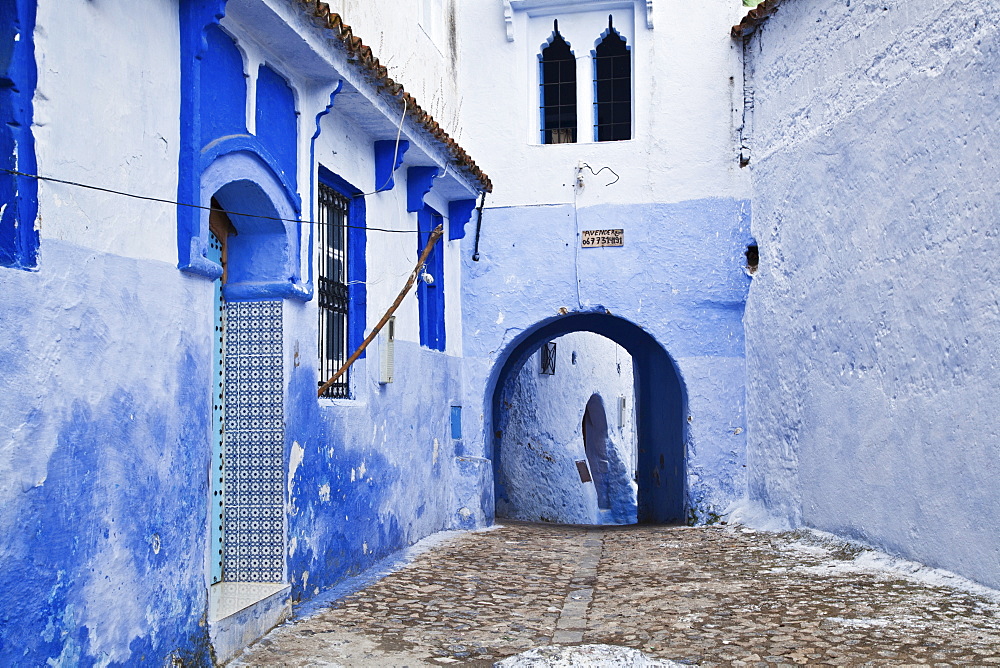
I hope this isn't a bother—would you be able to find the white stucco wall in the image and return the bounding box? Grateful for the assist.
[742,0,1000,588]
[319,0,462,135]
[33,0,180,261]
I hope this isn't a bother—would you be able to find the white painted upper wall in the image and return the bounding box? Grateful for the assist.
[33,0,181,264]
[320,0,463,136]
[456,0,749,208]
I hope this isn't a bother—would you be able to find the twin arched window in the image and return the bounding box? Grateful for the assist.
[540,17,632,144]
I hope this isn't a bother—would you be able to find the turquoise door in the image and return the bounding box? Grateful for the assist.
[209,231,226,583]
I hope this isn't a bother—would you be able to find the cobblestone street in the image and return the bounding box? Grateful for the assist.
[233,523,1000,667]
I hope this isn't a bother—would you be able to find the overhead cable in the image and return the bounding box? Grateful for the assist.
[0,166,443,235]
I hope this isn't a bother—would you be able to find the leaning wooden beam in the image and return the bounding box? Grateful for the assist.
[317,224,444,397]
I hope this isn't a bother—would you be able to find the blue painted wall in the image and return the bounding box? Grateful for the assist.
[0,0,37,270]
[0,0,480,663]
[0,242,214,666]
[282,314,464,601]
[743,0,1000,588]
[460,197,753,524]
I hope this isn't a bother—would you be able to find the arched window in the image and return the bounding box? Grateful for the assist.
[539,20,576,144]
[594,16,631,142]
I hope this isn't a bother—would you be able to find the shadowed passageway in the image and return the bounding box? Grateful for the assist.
[233,523,1000,666]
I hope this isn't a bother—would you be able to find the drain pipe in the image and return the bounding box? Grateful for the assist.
[471,191,487,262]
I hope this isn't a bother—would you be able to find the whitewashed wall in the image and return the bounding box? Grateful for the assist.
[742,0,1000,588]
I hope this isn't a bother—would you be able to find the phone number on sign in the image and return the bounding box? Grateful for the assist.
[581,229,624,247]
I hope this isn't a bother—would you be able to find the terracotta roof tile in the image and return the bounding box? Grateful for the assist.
[732,0,784,39]
[300,1,492,193]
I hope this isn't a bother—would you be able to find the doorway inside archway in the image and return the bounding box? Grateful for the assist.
[489,313,686,525]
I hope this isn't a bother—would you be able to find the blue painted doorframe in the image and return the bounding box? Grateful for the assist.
[489,312,687,524]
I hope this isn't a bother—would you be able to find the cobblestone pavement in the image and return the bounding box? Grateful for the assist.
[232,523,1000,667]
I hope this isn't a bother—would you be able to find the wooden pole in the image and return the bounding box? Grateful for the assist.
[317,224,444,397]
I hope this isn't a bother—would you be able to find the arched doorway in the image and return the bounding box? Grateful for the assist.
[199,149,302,597]
[488,313,687,525]
[582,394,612,511]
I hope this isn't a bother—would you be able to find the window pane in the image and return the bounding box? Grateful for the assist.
[594,25,631,142]
[540,24,576,145]
[317,183,351,398]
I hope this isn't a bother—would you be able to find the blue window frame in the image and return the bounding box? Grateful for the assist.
[0,0,37,270]
[417,207,445,351]
[317,166,367,397]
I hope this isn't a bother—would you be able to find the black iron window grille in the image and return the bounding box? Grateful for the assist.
[318,182,350,398]
[540,342,557,375]
[594,17,631,142]
[540,21,577,145]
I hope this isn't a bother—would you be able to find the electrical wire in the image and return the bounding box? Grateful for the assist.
[578,162,620,186]
[356,96,408,197]
[0,165,436,235]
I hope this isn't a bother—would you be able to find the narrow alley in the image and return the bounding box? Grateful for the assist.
[231,523,1000,666]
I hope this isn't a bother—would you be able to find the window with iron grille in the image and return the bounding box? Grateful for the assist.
[540,342,557,375]
[539,21,577,145]
[594,17,631,142]
[317,182,350,398]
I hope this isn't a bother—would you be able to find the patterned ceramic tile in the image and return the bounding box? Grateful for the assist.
[223,300,285,583]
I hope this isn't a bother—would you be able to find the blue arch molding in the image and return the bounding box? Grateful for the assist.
[0,0,38,270]
[448,199,476,241]
[200,143,307,300]
[490,311,688,524]
[318,165,367,359]
[406,166,439,212]
[178,0,305,300]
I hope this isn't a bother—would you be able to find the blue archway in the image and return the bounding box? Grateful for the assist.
[488,312,687,524]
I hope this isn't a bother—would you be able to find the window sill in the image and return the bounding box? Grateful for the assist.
[532,137,635,147]
[319,395,366,408]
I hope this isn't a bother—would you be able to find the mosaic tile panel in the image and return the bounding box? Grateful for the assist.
[223,300,285,583]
